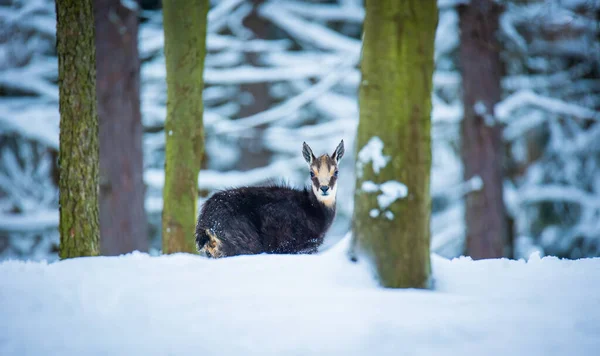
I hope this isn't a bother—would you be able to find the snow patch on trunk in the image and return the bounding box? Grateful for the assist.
[356,137,390,177]
[377,181,408,209]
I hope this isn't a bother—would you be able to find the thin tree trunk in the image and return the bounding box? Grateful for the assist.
[94,0,148,256]
[459,0,507,259]
[351,0,437,288]
[56,0,100,258]
[236,0,272,171]
[161,0,208,254]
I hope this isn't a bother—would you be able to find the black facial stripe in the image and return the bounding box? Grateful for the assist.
[329,176,337,187]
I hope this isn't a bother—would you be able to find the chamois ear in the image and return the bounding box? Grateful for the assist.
[302,142,316,165]
[331,139,345,163]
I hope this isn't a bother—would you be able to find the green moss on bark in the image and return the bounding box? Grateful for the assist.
[56,0,100,258]
[351,0,437,288]
[161,0,209,254]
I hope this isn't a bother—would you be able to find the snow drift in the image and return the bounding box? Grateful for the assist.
[1,236,599,355]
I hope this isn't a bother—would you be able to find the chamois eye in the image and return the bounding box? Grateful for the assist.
[334,170,339,177]
[310,171,315,178]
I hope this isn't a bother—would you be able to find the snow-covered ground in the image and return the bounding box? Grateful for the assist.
[1,236,599,356]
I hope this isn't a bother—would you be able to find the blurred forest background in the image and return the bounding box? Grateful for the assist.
[0,0,598,261]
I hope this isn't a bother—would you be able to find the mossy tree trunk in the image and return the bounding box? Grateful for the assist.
[56,0,100,258]
[351,0,437,288]
[94,0,148,255]
[161,0,209,254]
[459,0,507,259]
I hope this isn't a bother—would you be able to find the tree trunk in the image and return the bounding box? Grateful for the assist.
[459,0,507,259]
[56,0,100,258]
[236,0,272,171]
[351,0,437,288]
[161,0,208,254]
[94,0,148,256]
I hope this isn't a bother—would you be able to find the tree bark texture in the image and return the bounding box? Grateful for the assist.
[56,0,100,258]
[94,0,148,256]
[459,0,507,259]
[161,0,208,254]
[351,0,437,288]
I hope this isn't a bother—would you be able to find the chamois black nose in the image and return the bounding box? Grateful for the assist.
[320,186,329,194]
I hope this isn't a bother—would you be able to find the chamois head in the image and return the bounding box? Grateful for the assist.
[302,140,345,207]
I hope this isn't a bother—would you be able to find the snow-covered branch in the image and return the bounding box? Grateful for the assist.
[278,1,364,23]
[0,209,58,232]
[204,65,333,84]
[496,90,600,122]
[145,159,306,192]
[519,185,600,208]
[259,2,361,53]
[211,54,359,134]
[502,62,593,91]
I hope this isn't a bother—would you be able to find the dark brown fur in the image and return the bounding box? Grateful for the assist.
[196,140,344,258]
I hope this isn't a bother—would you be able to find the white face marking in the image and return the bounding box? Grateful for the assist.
[313,183,337,207]
[311,156,338,207]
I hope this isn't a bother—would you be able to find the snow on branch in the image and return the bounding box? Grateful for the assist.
[434,71,462,87]
[560,0,600,11]
[435,9,459,59]
[226,2,254,39]
[211,55,359,134]
[502,62,593,91]
[561,122,600,154]
[499,12,527,52]
[431,224,465,253]
[509,2,598,33]
[437,0,470,9]
[495,90,600,122]
[0,100,59,149]
[0,209,58,232]
[430,203,465,256]
[259,2,361,53]
[207,0,245,32]
[145,159,306,192]
[140,28,293,59]
[432,94,463,124]
[204,65,333,84]
[0,0,56,37]
[503,110,546,141]
[278,0,364,23]
[208,37,293,52]
[264,119,356,154]
[301,67,460,95]
[519,185,600,208]
[137,0,247,36]
[260,51,348,68]
[285,79,358,119]
[0,69,58,101]
[529,37,599,60]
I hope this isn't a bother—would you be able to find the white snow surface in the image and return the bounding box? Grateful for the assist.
[1,236,599,356]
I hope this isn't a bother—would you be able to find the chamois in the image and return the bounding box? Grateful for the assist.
[195,140,345,258]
